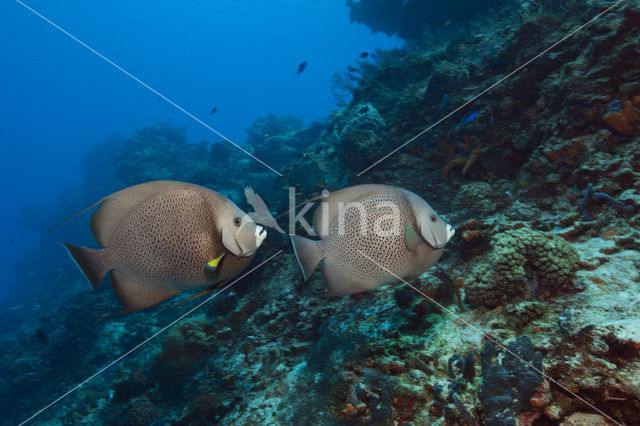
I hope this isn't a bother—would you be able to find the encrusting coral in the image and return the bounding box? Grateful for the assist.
[466,228,579,309]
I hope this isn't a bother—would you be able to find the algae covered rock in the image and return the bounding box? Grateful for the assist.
[335,103,387,169]
[453,181,511,216]
[466,228,579,309]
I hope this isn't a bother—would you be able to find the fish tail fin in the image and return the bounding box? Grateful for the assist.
[61,242,108,289]
[289,235,323,281]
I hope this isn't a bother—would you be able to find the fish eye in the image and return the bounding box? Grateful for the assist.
[430,215,437,223]
[233,217,242,227]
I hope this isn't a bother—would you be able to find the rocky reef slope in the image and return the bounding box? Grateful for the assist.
[2,0,639,425]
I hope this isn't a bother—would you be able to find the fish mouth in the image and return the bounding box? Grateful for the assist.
[237,226,267,257]
[242,247,258,257]
[446,224,455,242]
[255,225,267,246]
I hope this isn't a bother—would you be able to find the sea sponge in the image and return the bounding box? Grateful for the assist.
[466,228,579,309]
[602,100,640,134]
[480,336,544,425]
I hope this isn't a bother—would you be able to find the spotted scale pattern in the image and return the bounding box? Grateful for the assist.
[104,187,219,291]
[319,190,429,291]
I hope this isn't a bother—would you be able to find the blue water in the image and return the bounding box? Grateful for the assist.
[0,0,398,301]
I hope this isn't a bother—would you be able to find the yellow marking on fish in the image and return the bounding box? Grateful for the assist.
[444,20,452,27]
[206,253,225,268]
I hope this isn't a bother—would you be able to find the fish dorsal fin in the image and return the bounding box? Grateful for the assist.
[404,222,422,253]
[91,181,192,247]
[312,184,397,237]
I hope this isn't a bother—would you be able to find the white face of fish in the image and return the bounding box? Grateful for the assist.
[229,215,267,257]
[410,197,455,249]
[220,203,267,257]
[421,214,455,249]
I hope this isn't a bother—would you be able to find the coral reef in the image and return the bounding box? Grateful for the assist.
[480,336,546,425]
[466,228,580,309]
[4,1,640,425]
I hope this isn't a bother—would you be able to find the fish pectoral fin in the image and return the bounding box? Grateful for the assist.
[404,222,422,253]
[171,279,230,307]
[205,253,226,272]
[109,270,178,315]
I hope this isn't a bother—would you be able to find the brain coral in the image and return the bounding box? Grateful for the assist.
[466,228,579,309]
[122,396,158,426]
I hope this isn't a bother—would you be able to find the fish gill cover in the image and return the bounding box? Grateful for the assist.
[1,0,640,425]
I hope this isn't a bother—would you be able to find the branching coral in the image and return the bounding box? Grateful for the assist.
[330,71,358,107]
[441,133,500,179]
[466,228,579,309]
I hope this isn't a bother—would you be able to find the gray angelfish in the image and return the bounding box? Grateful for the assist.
[290,184,454,296]
[60,181,267,314]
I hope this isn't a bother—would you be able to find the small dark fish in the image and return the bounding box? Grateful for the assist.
[359,106,369,114]
[457,111,479,128]
[296,61,308,75]
[359,51,369,59]
[35,328,49,346]
[210,107,218,115]
[9,238,14,245]
[440,94,449,112]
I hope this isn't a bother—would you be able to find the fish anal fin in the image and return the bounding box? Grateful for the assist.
[320,258,368,296]
[110,270,178,314]
[171,279,230,307]
[61,242,108,289]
